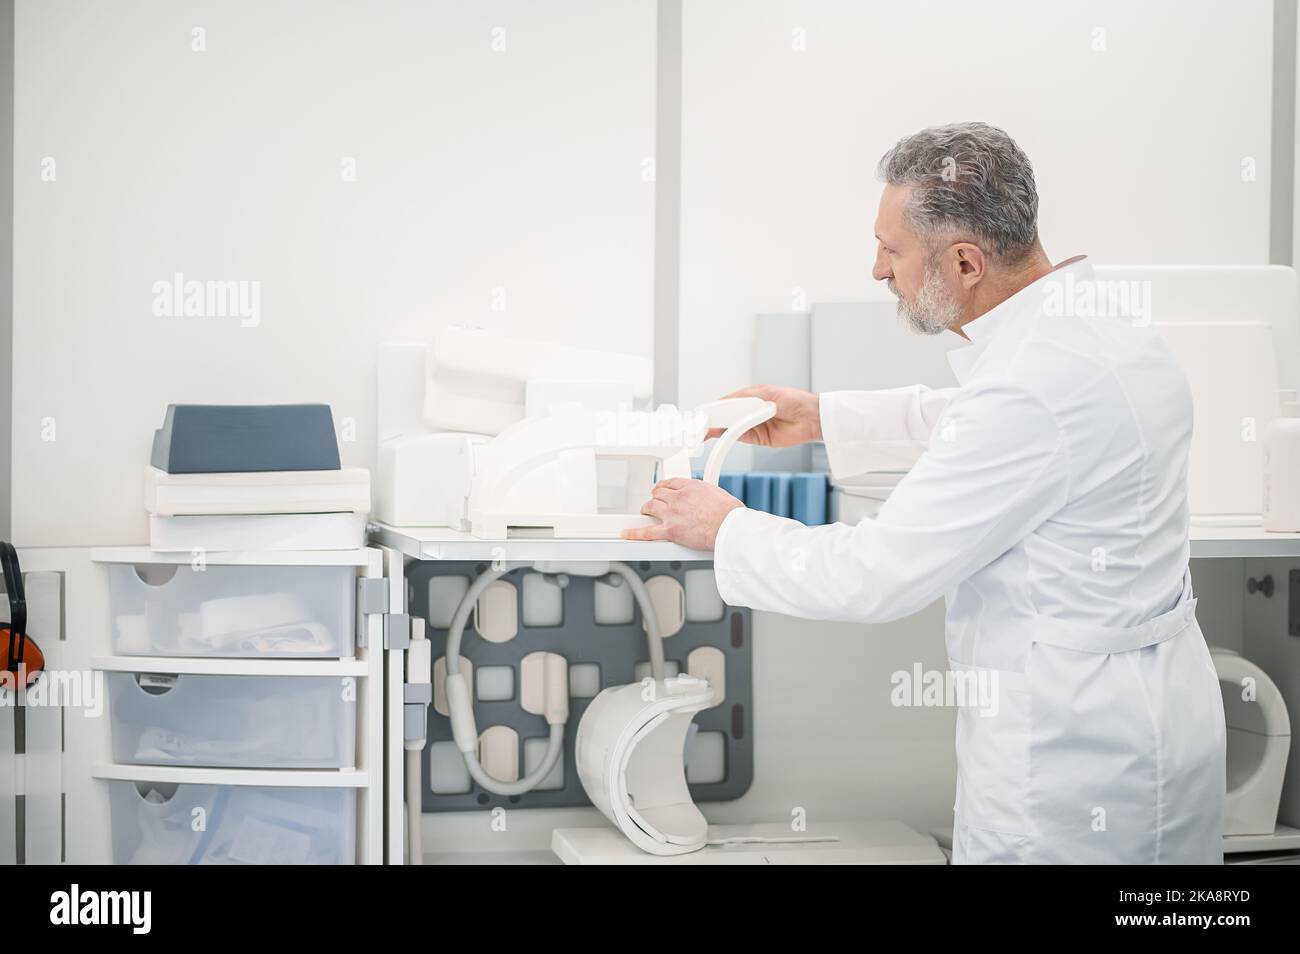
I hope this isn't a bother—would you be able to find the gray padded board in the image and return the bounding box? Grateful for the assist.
[408,560,754,812]
[150,403,341,474]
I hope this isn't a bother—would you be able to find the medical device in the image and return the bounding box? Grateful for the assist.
[442,562,663,791]
[573,674,716,855]
[376,331,775,538]
[1213,649,1291,836]
[407,559,676,858]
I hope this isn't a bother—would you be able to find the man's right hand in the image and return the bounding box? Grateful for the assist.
[706,384,823,447]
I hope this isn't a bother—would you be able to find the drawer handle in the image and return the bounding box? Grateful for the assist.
[133,673,180,695]
[134,564,179,586]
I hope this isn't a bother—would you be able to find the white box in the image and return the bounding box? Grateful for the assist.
[144,466,371,517]
[148,513,367,552]
[108,673,357,768]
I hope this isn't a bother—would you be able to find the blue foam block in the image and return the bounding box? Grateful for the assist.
[742,473,772,513]
[718,473,746,500]
[769,473,793,518]
[791,473,829,525]
[703,471,825,523]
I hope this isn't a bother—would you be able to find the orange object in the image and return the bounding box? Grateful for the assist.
[1,627,43,691]
[1,541,42,692]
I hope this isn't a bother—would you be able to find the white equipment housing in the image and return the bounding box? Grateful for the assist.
[1095,265,1298,525]
[1213,648,1292,836]
[377,332,773,538]
[573,675,716,855]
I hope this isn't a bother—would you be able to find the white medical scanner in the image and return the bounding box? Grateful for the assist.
[574,674,717,855]
[1212,648,1291,836]
[377,330,774,538]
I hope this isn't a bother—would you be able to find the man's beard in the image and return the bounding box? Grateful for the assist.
[890,260,961,336]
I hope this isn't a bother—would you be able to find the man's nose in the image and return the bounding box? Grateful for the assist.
[872,256,892,283]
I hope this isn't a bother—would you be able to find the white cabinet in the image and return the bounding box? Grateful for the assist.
[8,547,390,865]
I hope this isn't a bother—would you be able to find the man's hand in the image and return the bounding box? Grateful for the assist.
[706,385,823,447]
[623,477,744,550]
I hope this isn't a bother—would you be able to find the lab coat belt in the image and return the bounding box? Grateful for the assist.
[1029,573,1197,655]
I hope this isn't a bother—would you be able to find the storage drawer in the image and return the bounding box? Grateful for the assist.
[108,672,357,768]
[109,782,357,865]
[109,563,354,657]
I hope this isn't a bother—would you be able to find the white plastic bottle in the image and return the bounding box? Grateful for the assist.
[1262,398,1300,531]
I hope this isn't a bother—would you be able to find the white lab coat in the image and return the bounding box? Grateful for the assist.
[714,257,1226,864]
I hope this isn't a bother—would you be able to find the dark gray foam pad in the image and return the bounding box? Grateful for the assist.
[151,404,341,474]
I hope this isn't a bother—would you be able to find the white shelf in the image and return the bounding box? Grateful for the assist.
[1189,526,1300,558]
[92,763,369,788]
[424,849,560,865]
[940,823,1300,857]
[373,521,1300,562]
[92,655,368,677]
[1223,823,1300,854]
[90,546,373,567]
[370,522,712,562]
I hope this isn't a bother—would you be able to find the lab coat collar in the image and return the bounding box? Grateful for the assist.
[946,255,1092,385]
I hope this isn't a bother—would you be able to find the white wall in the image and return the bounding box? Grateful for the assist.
[13,0,656,546]
[678,0,1274,407]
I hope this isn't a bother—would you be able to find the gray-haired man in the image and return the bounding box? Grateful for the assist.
[629,122,1225,864]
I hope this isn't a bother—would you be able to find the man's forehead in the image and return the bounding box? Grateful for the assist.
[879,183,910,217]
[876,184,911,239]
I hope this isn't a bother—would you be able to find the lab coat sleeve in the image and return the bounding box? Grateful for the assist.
[819,386,958,478]
[715,380,1070,623]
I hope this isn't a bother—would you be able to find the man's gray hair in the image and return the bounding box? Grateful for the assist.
[877,122,1039,265]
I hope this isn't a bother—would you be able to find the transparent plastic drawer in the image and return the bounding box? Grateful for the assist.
[109,782,357,865]
[108,672,357,768]
[109,563,355,657]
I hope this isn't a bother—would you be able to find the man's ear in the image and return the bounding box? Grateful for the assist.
[953,242,986,290]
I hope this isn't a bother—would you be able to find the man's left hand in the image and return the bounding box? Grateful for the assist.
[622,477,744,550]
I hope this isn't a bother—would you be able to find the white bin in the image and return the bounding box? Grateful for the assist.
[108,672,357,768]
[109,563,354,657]
[109,782,357,865]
